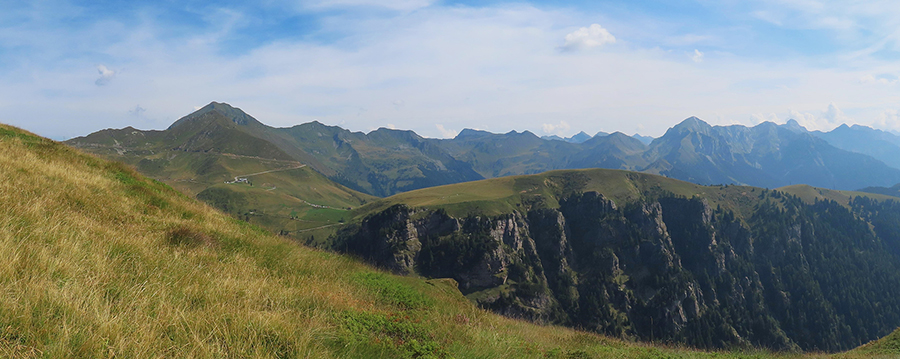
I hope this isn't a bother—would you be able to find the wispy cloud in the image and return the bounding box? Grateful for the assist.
[303,0,434,11]
[860,73,898,85]
[4,0,900,141]
[691,49,704,63]
[435,124,456,138]
[542,121,571,136]
[789,103,854,131]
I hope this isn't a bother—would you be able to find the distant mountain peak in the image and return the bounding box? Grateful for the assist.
[782,119,808,133]
[541,131,594,143]
[679,116,709,127]
[168,101,263,130]
[456,128,492,139]
[670,116,712,134]
[569,131,592,143]
[632,133,654,145]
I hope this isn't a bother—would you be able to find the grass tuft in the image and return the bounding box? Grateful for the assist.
[338,310,448,359]
[353,271,432,310]
[165,224,218,248]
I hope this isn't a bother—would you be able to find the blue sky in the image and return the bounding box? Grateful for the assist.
[3,0,900,140]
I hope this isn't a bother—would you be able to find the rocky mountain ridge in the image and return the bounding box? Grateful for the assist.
[328,175,900,352]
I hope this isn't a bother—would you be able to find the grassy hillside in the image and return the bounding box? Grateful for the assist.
[777,184,898,205]
[851,328,900,357]
[350,168,769,222]
[4,123,896,358]
[0,126,895,358]
[349,168,898,224]
[67,125,375,241]
[857,183,900,199]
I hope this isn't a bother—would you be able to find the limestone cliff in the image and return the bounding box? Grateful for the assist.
[330,191,900,352]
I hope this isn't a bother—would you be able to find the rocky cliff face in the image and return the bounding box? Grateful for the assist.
[330,191,900,352]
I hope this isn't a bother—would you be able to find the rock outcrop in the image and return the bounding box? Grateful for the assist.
[330,191,900,352]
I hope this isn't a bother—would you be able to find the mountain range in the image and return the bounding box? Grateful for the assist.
[69,102,900,199]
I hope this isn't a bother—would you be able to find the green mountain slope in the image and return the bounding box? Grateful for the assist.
[279,122,484,196]
[68,102,484,198]
[436,129,648,178]
[435,129,580,178]
[858,183,900,199]
[851,328,900,357]
[10,123,889,358]
[70,103,900,201]
[329,167,900,352]
[66,103,377,240]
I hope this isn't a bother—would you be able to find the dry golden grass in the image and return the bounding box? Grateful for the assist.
[0,126,366,357]
[0,123,894,358]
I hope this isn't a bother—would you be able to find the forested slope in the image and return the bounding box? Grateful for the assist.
[329,169,900,352]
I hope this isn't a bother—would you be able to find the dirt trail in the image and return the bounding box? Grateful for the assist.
[295,223,343,233]
[232,164,306,180]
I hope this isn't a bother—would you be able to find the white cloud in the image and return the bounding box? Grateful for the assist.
[541,120,571,135]
[789,110,819,129]
[562,24,615,51]
[386,123,397,129]
[860,73,898,85]
[95,64,116,86]
[788,103,852,131]
[435,124,456,138]
[874,109,900,132]
[824,102,850,123]
[691,49,704,63]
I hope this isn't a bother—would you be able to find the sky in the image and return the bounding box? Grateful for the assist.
[3,0,900,140]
